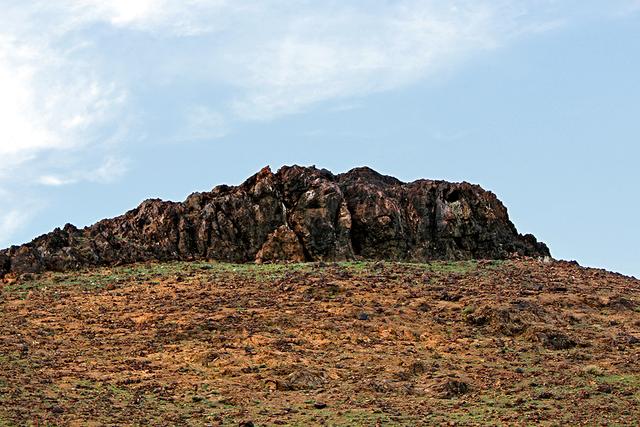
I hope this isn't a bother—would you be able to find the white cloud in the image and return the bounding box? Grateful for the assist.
[38,175,78,187]
[229,2,507,119]
[0,37,58,157]
[0,32,126,162]
[36,156,129,187]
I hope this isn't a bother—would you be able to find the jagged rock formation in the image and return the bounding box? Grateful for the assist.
[0,166,549,276]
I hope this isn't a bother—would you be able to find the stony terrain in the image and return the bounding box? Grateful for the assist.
[0,166,548,277]
[1,258,638,426]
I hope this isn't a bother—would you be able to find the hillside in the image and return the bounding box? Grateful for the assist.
[1,258,638,425]
[0,165,548,277]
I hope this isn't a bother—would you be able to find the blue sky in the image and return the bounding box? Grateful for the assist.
[1,1,639,277]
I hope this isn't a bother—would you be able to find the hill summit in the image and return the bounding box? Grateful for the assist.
[0,165,549,277]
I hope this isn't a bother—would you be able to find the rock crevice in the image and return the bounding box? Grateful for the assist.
[0,165,550,276]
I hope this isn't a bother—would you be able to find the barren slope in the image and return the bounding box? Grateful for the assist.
[1,259,638,426]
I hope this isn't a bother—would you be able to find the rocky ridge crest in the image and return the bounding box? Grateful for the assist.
[0,165,549,276]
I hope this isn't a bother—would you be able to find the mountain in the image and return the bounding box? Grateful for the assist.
[0,165,549,277]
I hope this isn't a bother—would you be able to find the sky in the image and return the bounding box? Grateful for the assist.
[0,1,639,278]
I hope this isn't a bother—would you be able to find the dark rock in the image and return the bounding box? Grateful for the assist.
[466,305,531,336]
[539,332,577,350]
[0,165,550,277]
[597,384,613,394]
[436,379,469,399]
[416,302,431,312]
[537,391,554,399]
[465,312,489,326]
[439,292,462,302]
[620,334,640,346]
[313,402,327,409]
[357,312,370,321]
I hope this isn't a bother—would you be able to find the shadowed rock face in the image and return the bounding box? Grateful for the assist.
[0,165,549,276]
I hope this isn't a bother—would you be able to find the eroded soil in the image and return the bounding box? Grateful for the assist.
[0,259,639,426]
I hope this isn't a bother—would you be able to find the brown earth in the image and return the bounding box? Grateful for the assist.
[1,258,638,426]
[0,165,548,277]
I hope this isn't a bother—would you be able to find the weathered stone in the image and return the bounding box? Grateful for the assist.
[255,226,306,264]
[0,165,550,277]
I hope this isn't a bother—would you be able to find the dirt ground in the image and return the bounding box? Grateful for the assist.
[0,259,639,426]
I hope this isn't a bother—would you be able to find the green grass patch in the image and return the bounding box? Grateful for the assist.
[2,259,502,298]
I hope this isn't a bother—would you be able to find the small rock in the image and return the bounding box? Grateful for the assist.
[416,302,430,312]
[515,367,524,374]
[537,391,554,399]
[313,402,327,409]
[357,312,370,321]
[540,332,576,350]
[597,384,613,394]
[238,421,254,427]
[437,380,469,398]
[439,292,461,302]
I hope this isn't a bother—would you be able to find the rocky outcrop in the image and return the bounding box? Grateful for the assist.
[0,165,549,276]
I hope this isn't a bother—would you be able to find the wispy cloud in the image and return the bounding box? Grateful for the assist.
[38,176,77,187]
[228,2,506,119]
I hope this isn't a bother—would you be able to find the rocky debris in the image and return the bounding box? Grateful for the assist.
[0,165,550,276]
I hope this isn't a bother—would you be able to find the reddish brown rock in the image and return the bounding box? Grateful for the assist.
[255,226,306,264]
[0,165,550,276]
